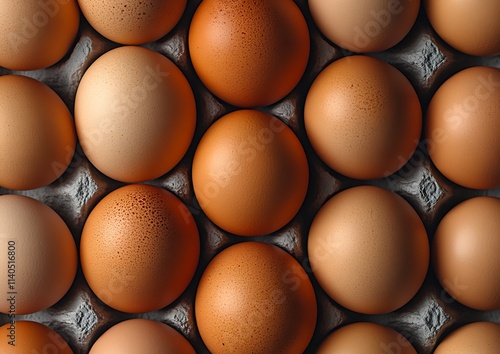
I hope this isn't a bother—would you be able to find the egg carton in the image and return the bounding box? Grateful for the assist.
[1,1,500,353]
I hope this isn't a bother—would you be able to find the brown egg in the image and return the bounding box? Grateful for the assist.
[434,322,500,353]
[317,322,417,354]
[308,186,429,314]
[0,321,73,354]
[89,319,195,354]
[0,0,79,70]
[78,0,186,45]
[309,0,420,52]
[425,66,500,189]
[305,55,422,180]
[424,0,500,56]
[75,46,196,183]
[189,0,310,107]
[195,241,317,354]
[80,184,199,313]
[433,196,500,310]
[0,75,76,190]
[192,110,309,236]
[0,195,77,315]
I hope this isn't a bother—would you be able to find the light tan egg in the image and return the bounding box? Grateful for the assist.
[424,0,500,56]
[0,0,79,70]
[0,75,76,190]
[80,184,200,313]
[425,66,500,189]
[195,241,317,354]
[78,0,186,45]
[89,319,195,354]
[317,322,417,354]
[434,322,500,353]
[75,46,196,183]
[0,194,77,315]
[309,0,420,52]
[433,196,500,310]
[308,185,429,314]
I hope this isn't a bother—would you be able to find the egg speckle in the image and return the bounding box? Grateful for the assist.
[80,184,200,313]
[189,0,310,107]
[305,55,422,180]
[78,0,186,44]
[195,241,317,354]
[434,322,500,353]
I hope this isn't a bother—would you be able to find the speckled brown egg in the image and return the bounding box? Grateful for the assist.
[317,322,417,354]
[424,0,500,56]
[433,196,500,310]
[0,194,77,315]
[309,0,420,52]
[78,0,186,45]
[0,0,79,70]
[425,66,500,189]
[80,184,200,313]
[195,241,317,354]
[434,322,500,353]
[89,319,195,354]
[189,0,310,107]
[192,110,309,236]
[75,46,196,183]
[0,75,76,190]
[304,55,422,180]
[308,185,429,314]
[0,321,73,354]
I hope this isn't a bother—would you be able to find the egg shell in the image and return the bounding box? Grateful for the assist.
[433,196,500,310]
[0,195,77,315]
[89,319,195,354]
[308,185,429,314]
[195,241,317,354]
[317,322,417,354]
[75,46,196,183]
[308,0,420,52]
[77,0,186,45]
[304,55,422,180]
[434,322,500,353]
[192,109,309,236]
[0,0,79,70]
[0,321,73,354]
[188,0,310,107]
[80,184,200,313]
[425,66,500,189]
[424,0,500,56]
[0,75,76,190]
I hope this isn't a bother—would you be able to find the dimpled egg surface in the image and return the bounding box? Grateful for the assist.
[189,0,310,107]
[75,46,196,183]
[80,184,200,313]
[434,322,500,353]
[77,0,187,45]
[192,110,309,236]
[0,0,79,70]
[195,241,317,354]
